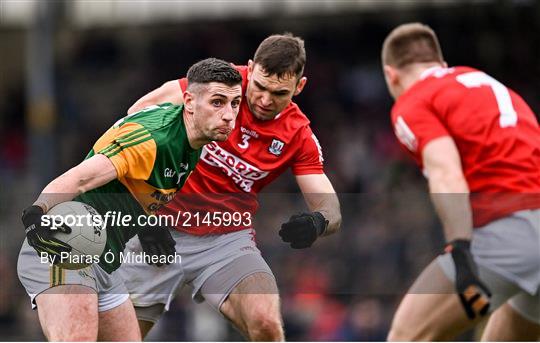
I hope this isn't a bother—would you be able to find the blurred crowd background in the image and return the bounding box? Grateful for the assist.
[1,0,539,340]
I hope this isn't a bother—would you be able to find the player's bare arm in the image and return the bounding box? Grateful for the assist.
[295,173,342,235]
[422,136,491,319]
[422,136,472,241]
[22,154,118,263]
[34,154,118,212]
[127,80,184,114]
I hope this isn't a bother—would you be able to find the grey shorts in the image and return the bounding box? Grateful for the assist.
[118,229,274,322]
[437,209,540,323]
[17,239,129,312]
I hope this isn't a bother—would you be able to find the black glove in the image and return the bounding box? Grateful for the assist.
[138,224,176,267]
[445,239,491,319]
[279,212,328,249]
[22,205,72,262]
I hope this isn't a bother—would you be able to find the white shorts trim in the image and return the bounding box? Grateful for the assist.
[99,293,130,312]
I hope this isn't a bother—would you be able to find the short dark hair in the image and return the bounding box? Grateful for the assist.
[382,23,444,69]
[187,58,242,88]
[253,33,306,79]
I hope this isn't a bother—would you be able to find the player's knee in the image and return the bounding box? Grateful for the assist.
[245,309,284,341]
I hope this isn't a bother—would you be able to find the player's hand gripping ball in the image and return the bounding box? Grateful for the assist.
[445,239,492,319]
[22,205,72,263]
[279,212,328,249]
[23,202,107,269]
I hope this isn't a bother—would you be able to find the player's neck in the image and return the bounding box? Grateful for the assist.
[401,63,444,94]
[183,110,206,150]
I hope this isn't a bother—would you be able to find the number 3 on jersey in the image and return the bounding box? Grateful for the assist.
[456,72,517,128]
[238,134,251,149]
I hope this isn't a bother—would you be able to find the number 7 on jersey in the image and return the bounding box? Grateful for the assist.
[456,72,518,128]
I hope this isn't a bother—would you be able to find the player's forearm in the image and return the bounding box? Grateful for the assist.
[310,193,342,236]
[428,172,473,241]
[320,209,341,236]
[296,174,342,236]
[34,174,81,212]
[34,155,118,212]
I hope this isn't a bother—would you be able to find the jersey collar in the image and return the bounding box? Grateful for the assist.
[420,66,446,80]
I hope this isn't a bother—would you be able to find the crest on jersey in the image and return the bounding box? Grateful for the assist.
[394,116,418,152]
[268,139,285,156]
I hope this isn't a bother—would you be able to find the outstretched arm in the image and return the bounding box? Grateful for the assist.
[127,80,184,115]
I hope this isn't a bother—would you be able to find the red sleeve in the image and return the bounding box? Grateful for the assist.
[392,98,450,157]
[178,78,188,93]
[291,126,324,175]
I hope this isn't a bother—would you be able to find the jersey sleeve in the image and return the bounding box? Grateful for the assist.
[393,98,450,156]
[178,78,188,93]
[93,122,157,180]
[291,126,324,175]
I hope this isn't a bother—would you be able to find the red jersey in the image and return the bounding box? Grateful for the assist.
[158,65,324,235]
[391,66,540,227]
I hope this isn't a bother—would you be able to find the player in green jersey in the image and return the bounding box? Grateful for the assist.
[17,58,242,341]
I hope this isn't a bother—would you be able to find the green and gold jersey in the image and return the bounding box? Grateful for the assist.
[76,103,201,273]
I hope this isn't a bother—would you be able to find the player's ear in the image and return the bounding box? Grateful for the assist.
[442,61,448,68]
[383,65,399,86]
[183,91,194,113]
[294,76,307,96]
[247,60,254,80]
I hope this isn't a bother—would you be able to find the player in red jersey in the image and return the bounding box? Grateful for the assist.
[382,23,540,340]
[119,33,341,340]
